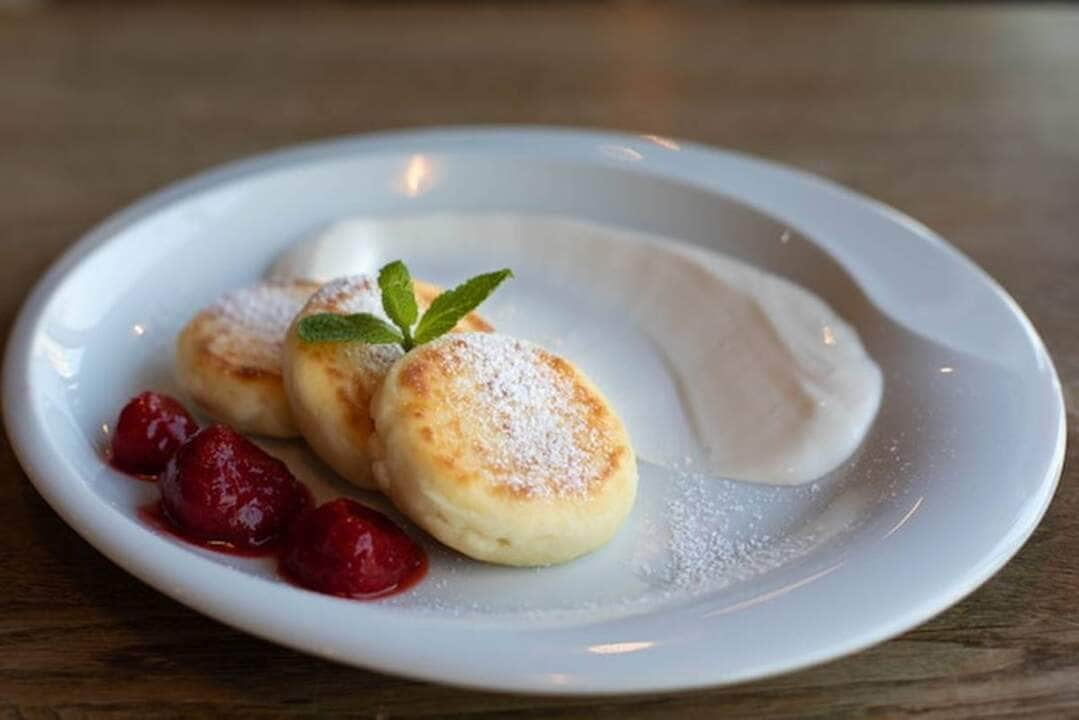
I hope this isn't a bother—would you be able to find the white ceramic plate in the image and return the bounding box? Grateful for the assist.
[3,128,1065,695]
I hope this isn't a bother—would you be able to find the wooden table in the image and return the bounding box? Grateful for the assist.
[2,2,1076,716]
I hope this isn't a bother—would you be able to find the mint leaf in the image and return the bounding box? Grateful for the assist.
[297,313,403,345]
[413,269,513,344]
[378,260,418,346]
[297,262,513,351]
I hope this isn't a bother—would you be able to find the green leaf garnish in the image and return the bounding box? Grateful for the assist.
[297,312,403,345]
[297,260,512,351]
[413,269,513,344]
[378,260,418,350]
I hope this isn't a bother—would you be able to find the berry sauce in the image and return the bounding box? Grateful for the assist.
[280,499,427,600]
[158,425,310,550]
[110,391,198,477]
[138,501,281,558]
[113,392,427,600]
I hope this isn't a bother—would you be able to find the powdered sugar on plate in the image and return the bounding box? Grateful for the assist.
[631,472,823,592]
[383,467,859,622]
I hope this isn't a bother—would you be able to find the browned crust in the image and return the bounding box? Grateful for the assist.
[337,383,376,442]
[393,338,627,502]
[184,319,284,382]
[206,343,282,381]
[457,314,493,333]
[399,360,429,396]
[180,323,286,427]
[183,277,319,379]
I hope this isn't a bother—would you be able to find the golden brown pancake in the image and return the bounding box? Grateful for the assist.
[370,332,638,566]
[282,275,490,490]
[175,278,319,437]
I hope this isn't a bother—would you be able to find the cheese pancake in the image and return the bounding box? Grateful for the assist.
[370,332,638,566]
[282,275,491,490]
[175,278,318,438]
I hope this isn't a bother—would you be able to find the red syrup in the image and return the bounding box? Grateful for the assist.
[113,392,428,600]
[138,501,280,558]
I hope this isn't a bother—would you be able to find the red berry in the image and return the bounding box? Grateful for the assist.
[281,499,426,599]
[111,392,198,475]
[159,425,309,549]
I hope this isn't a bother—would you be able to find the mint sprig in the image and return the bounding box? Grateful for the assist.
[378,260,419,350]
[413,269,512,344]
[297,312,402,345]
[297,260,512,351]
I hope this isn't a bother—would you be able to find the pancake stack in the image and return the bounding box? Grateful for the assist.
[175,272,637,566]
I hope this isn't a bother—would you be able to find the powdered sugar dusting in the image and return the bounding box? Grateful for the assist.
[212,281,311,344]
[633,473,821,591]
[437,333,612,499]
[208,280,314,369]
[307,275,386,317]
[351,342,403,375]
[306,275,402,373]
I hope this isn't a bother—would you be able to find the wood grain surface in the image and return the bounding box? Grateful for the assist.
[1,2,1076,717]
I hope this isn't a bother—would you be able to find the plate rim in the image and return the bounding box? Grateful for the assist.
[2,126,1067,695]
